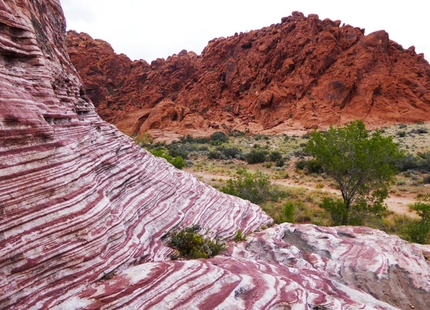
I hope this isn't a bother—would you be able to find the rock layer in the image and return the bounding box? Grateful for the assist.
[67,12,430,138]
[57,224,430,310]
[1,2,430,309]
[0,1,271,308]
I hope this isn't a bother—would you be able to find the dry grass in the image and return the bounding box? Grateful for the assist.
[155,122,430,233]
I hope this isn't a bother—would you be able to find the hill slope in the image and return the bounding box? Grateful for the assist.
[1,3,429,308]
[67,11,430,139]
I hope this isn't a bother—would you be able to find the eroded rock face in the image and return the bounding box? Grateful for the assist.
[0,1,271,308]
[67,11,430,138]
[1,2,430,309]
[57,224,430,309]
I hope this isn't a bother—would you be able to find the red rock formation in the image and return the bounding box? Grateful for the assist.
[1,2,430,309]
[67,11,430,138]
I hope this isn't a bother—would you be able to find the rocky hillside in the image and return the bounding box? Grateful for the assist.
[1,2,430,309]
[67,12,430,139]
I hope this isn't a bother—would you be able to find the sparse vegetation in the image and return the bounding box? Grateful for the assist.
[221,167,285,204]
[150,149,185,169]
[166,225,225,259]
[405,198,430,244]
[133,122,430,243]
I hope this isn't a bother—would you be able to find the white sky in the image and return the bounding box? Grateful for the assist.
[61,0,429,63]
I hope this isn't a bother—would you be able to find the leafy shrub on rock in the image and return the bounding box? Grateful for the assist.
[166,225,226,259]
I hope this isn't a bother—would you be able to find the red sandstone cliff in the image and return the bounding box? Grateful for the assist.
[67,12,430,139]
[1,2,430,309]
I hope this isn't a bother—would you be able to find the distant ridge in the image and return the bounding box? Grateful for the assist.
[67,11,430,139]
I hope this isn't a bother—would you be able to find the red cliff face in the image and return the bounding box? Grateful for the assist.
[1,2,430,309]
[67,11,430,138]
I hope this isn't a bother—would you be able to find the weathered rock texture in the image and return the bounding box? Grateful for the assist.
[67,11,430,139]
[56,224,430,310]
[0,1,270,308]
[1,2,430,309]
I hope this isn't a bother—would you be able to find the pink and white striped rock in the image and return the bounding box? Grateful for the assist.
[56,224,430,309]
[1,1,429,309]
[0,1,271,308]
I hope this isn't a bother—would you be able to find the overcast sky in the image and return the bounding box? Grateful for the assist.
[60,0,429,63]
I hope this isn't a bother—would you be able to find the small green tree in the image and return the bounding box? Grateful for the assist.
[305,120,403,225]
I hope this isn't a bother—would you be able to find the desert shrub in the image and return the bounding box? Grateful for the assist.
[268,150,283,162]
[218,146,242,159]
[321,197,387,226]
[404,201,430,244]
[166,225,225,259]
[294,159,322,173]
[410,128,428,134]
[395,151,430,172]
[221,167,284,204]
[295,159,306,170]
[233,230,246,241]
[417,151,430,172]
[397,131,406,137]
[210,131,228,144]
[180,135,210,144]
[304,159,323,174]
[244,149,267,164]
[207,150,221,159]
[166,143,194,159]
[275,158,285,167]
[151,149,185,169]
[394,154,421,172]
[278,202,295,223]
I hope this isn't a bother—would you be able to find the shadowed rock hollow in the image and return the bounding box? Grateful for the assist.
[1,1,430,309]
[67,11,430,139]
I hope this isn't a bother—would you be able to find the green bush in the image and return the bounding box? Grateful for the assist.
[294,159,322,173]
[304,159,323,174]
[245,149,267,164]
[321,197,387,226]
[151,149,185,169]
[397,131,406,137]
[405,202,430,244]
[233,230,246,241]
[218,146,242,159]
[166,143,193,159]
[207,150,222,159]
[295,159,306,170]
[394,154,421,172]
[166,225,226,259]
[394,151,430,172]
[221,167,284,204]
[268,150,283,162]
[210,131,229,144]
[278,202,295,223]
